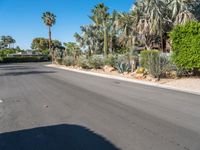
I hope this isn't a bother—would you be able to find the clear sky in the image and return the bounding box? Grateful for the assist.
[0,0,134,49]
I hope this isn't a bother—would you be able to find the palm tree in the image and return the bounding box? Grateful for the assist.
[42,12,56,62]
[133,0,171,51]
[169,0,197,25]
[90,3,110,56]
[117,12,137,51]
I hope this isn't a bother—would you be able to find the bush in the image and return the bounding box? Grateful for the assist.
[0,49,18,58]
[170,22,200,74]
[88,55,104,69]
[56,58,63,65]
[104,54,117,67]
[63,56,76,66]
[140,50,170,79]
[1,56,47,63]
[77,56,90,69]
[115,54,131,73]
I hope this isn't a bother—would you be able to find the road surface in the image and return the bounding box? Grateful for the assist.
[0,63,200,150]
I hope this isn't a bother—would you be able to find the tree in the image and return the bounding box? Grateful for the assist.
[0,36,16,49]
[117,12,137,51]
[74,25,103,56]
[169,0,197,25]
[90,3,110,56]
[64,42,81,59]
[42,12,56,62]
[31,38,49,50]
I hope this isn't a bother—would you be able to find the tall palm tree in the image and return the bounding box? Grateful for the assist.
[90,3,110,56]
[42,12,56,62]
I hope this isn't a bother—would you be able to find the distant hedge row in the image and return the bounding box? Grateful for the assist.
[0,56,49,63]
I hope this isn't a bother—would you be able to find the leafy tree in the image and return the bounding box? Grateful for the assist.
[31,38,49,50]
[42,12,56,61]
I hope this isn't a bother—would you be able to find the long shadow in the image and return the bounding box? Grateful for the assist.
[0,70,56,76]
[0,65,36,71]
[0,124,120,150]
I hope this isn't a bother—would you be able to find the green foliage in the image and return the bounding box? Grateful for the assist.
[77,56,91,69]
[140,50,170,78]
[64,42,81,58]
[88,55,104,69]
[63,56,76,66]
[140,50,159,68]
[104,54,118,67]
[1,56,47,63]
[0,49,18,57]
[170,21,200,70]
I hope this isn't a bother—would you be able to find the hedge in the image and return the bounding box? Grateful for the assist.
[170,21,200,70]
[0,56,48,63]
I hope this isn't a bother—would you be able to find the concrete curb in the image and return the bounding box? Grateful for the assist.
[46,64,200,96]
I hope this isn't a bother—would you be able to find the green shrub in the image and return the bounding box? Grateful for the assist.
[103,54,117,67]
[1,56,47,63]
[140,50,170,79]
[0,49,18,58]
[77,55,90,69]
[63,56,76,66]
[56,58,63,65]
[88,55,104,69]
[170,21,200,73]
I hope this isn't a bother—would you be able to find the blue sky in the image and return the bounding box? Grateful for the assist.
[0,0,134,49]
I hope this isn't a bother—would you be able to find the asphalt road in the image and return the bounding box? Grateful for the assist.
[0,63,200,150]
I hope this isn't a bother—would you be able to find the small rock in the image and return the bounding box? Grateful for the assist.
[135,74,144,79]
[103,65,115,72]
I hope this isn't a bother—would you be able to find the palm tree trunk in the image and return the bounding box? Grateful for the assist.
[48,26,53,63]
[103,23,108,57]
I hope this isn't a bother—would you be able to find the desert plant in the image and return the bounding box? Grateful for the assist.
[63,56,76,66]
[56,58,63,65]
[77,55,91,69]
[103,54,117,67]
[115,61,131,73]
[140,50,171,80]
[89,55,104,69]
[115,54,131,73]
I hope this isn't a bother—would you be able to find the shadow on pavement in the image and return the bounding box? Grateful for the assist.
[0,65,36,71]
[0,70,56,76]
[0,124,119,150]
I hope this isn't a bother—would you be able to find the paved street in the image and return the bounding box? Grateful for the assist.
[0,63,200,150]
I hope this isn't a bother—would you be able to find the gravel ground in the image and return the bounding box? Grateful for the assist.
[164,77,200,93]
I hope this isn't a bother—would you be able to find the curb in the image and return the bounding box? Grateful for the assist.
[46,64,200,96]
